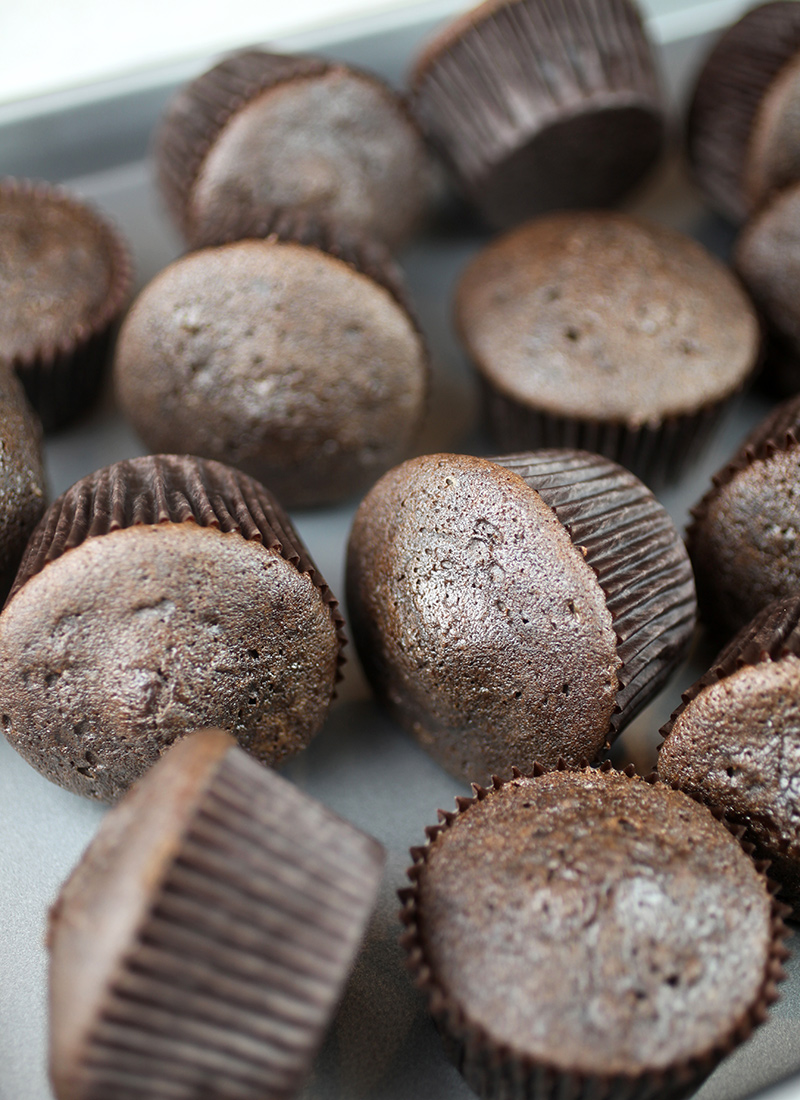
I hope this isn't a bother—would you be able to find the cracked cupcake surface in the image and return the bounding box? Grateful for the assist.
[346,450,695,782]
[0,455,343,801]
[401,765,784,1100]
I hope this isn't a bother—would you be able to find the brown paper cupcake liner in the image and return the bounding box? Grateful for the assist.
[0,179,132,433]
[155,49,421,246]
[154,51,329,239]
[410,0,664,220]
[687,1,800,223]
[483,377,740,488]
[687,392,800,557]
[658,596,800,900]
[54,736,384,1100]
[189,208,422,339]
[399,760,791,1100]
[492,450,696,739]
[7,454,346,670]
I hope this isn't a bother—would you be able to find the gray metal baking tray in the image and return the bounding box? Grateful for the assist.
[0,4,798,1099]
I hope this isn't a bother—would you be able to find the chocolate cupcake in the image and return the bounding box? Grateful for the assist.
[400,763,788,1100]
[155,49,431,251]
[113,237,428,509]
[455,211,761,484]
[687,1,800,222]
[0,366,47,600]
[410,0,665,229]
[688,394,800,637]
[0,455,345,802]
[736,180,800,393]
[50,729,385,1100]
[346,449,695,783]
[0,178,132,431]
[659,597,800,911]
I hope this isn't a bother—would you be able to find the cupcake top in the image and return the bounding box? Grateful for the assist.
[410,0,664,228]
[155,49,431,251]
[659,596,800,908]
[50,729,385,1100]
[402,765,782,1082]
[113,237,428,508]
[0,181,126,359]
[736,181,800,359]
[688,394,800,636]
[0,455,344,801]
[0,367,46,599]
[456,211,760,427]
[347,449,695,782]
[687,1,800,221]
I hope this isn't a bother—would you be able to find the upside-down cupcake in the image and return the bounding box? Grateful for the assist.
[659,596,800,912]
[410,0,665,228]
[49,729,385,1100]
[688,393,800,637]
[113,233,428,509]
[347,449,695,784]
[687,0,800,222]
[400,762,789,1100]
[0,455,345,802]
[0,366,47,600]
[455,211,761,485]
[0,178,131,431]
[154,49,431,251]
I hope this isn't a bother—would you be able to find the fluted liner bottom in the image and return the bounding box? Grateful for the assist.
[71,748,383,1099]
[493,450,696,736]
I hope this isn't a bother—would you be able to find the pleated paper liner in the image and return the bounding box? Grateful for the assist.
[399,760,791,1100]
[49,731,385,1100]
[493,450,696,740]
[687,392,800,635]
[154,48,426,249]
[409,0,665,228]
[6,453,346,667]
[483,377,737,488]
[659,595,800,910]
[0,179,132,432]
[687,0,800,223]
[189,207,423,342]
[154,51,329,241]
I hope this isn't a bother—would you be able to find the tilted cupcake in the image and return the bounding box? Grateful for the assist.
[154,49,431,251]
[0,366,47,600]
[688,393,800,637]
[659,597,800,912]
[113,234,428,509]
[347,449,695,783]
[400,762,789,1100]
[410,0,665,228]
[687,0,800,222]
[0,455,345,801]
[736,180,800,394]
[455,211,761,485]
[0,178,131,431]
[49,729,385,1100]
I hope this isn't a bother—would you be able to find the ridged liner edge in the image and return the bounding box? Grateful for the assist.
[6,454,346,676]
[398,759,791,1100]
[686,392,800,577]
[492,449,697,739]
[62,745,385,1100]
[409,0,663,192]
[483,377,747,489]
[0,178,133,432]
[686,1,800,223]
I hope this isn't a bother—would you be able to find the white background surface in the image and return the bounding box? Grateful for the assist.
[0,0,765,107]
